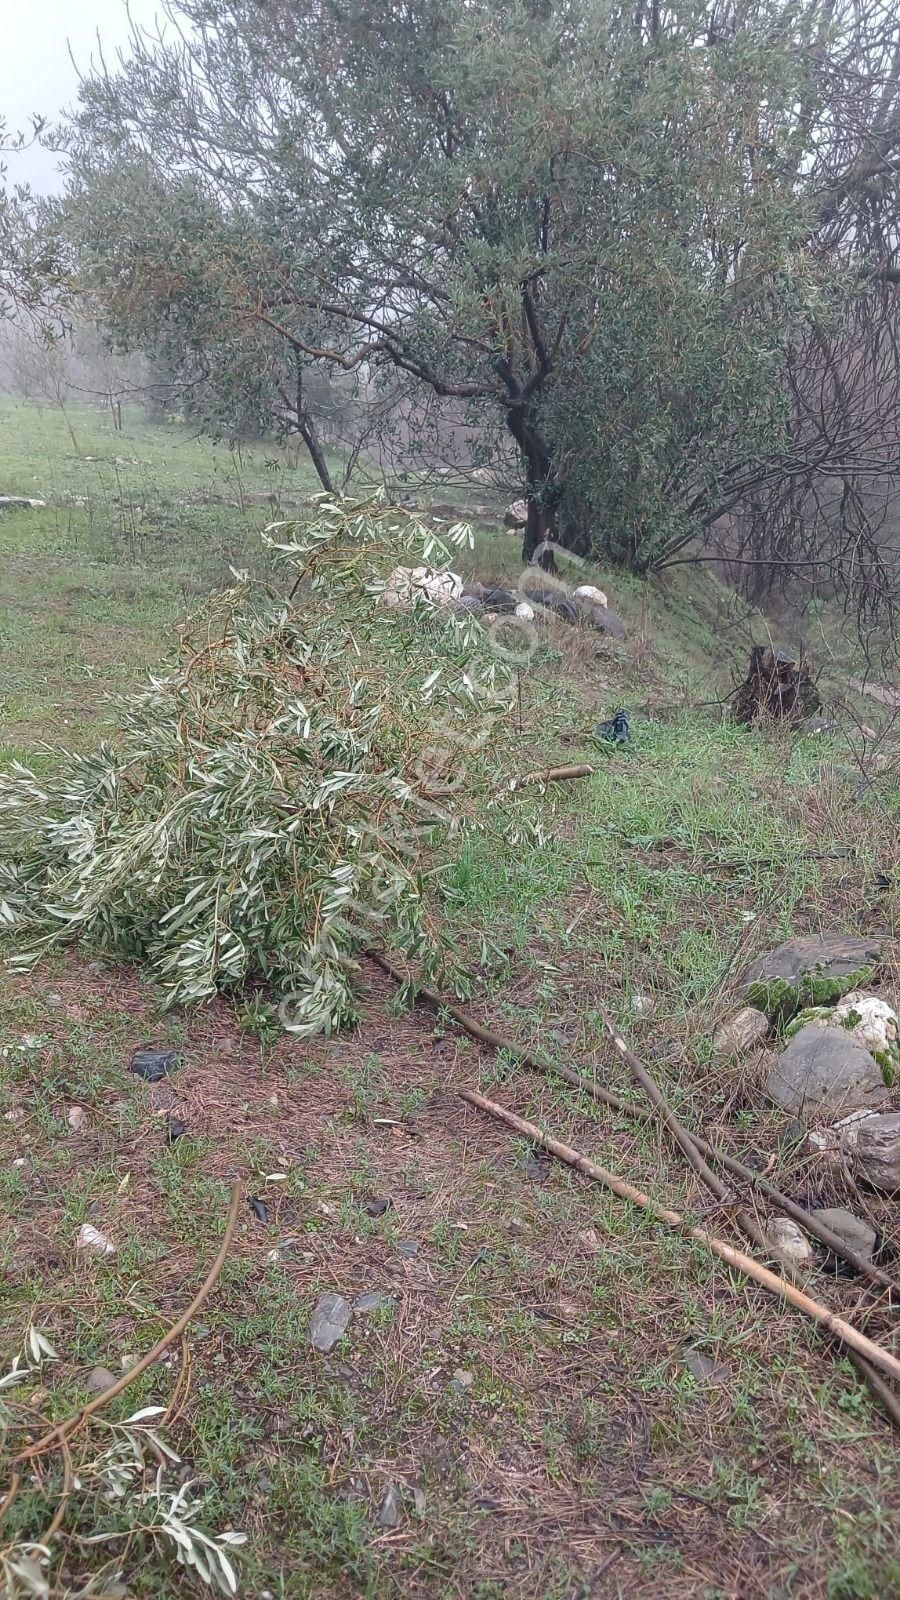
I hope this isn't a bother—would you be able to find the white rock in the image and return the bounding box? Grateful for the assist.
[505,498,529,527]
[514,601,535,621]
[76,1223,116,1256]
[631,993,654,1017]
[766,1217,813,1268]
[807,1107,877,1153]
[712,1006,769,1059]
[574,583,609,609]
[830,993,899,1056]
[67,1105,89,1132]
[853,1111,900,1191]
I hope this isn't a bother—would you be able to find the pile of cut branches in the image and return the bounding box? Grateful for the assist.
[0,498,512,1034]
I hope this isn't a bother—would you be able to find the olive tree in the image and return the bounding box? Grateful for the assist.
[63,0,900,594]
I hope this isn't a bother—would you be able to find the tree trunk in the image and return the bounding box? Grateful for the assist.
[296,411,335,495]
[290,344,335,495]
[505,404,557,569]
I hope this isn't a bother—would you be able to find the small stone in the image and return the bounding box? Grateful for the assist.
[412,1484,426,1517]
[309,1292,352,1353]
[354,1290,395,1313]
[767,1023,886,1115]
[130,1048,179,1083]
[360,1195,391,1218]
[810,1207,877,1263]
[451,1369,474,1389]
[86,1366,117,1394]
[631,993,654,1018]
[577,1227,601,1256]
[67,1104,88,1132]
[684,1349,728,1384]
[46,993,65,1010]
[853,1112,900,1191]
[712,1006,769,1059]
[76,1223,115,1256]
[396,1239,420,1259]
[766,1217,813,1269]
[523,1148,550,1184]
[375,1482,402,1529]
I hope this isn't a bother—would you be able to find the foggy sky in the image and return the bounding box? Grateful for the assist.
[1,0,161,193]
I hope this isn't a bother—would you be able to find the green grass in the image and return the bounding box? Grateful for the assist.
[0,396,337,758]
[1,399,899,1600]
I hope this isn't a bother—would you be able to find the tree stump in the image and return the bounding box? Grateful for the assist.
[732,646,821,726]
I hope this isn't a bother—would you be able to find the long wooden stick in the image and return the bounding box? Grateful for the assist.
[12,1181,243,1468]
[593,1003,769,1252]
[507,763,595,790]
[368,952,900,1296]
[459,1087,900,1385]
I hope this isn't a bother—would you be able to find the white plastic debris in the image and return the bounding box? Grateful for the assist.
[76,1223,116,1256]
[514,601,535,621]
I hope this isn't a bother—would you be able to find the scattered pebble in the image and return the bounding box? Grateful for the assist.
[354,1290,395,1313]
[375,1482,402,1530]
[130,1048,179,1083]
[451,1369,474,1391]
[166,1116,187,1145]
[412,1485,426,1517]
[631,993,654,1017]
[360,1195,391,1217]
[396,1239,420,1259]
[766,1217,813,1269]
[577,1227,601,1256]
[523,1148,550,1184]
[86,1366,117,1394]
[67,1105,89,1133]
[309,1292,352,1353]
[684,1348,729,1384]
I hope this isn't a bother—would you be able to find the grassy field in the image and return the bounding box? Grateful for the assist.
[1,399,899,1600]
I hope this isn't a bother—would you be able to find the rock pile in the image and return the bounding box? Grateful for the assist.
[713,933,899,1202]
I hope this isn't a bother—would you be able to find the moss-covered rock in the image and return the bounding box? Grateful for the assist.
[742,936,883,1022]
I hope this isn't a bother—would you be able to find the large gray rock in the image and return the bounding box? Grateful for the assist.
[853,1112,900,1191]
[766,1023,886,1115]
[810,1207,877,1263]
[713,1006,769,1059]
[309,1292,352,1353]
[743,935,883,1020]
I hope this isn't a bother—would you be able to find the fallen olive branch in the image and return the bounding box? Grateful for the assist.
[459,1087,900,1386]
[6,1182,242,1485]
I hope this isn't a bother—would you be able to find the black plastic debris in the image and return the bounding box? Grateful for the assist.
[594,709,631,744]
[130,1048,179,1083]
[248,1196,270,1223]
[166,1117,187,1146]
